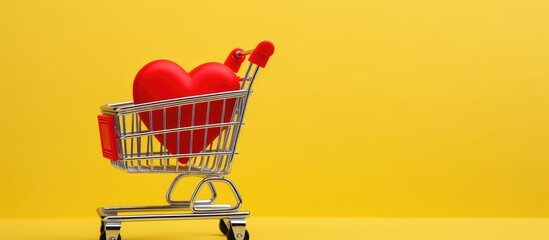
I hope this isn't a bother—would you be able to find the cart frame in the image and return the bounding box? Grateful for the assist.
[96,41,274,240]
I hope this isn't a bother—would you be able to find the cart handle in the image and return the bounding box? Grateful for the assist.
[236,49,254,57]
[224,40,275,72]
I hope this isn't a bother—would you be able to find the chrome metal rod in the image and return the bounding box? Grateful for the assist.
[236,49,253,57]
[102,90,247,114]
[101,211,250,222]
[125,151,235,160]
[99,205,191,215]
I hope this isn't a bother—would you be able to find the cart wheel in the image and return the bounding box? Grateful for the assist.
[99,231,122,240]
[219,219,229,235]
[227,228,249,240]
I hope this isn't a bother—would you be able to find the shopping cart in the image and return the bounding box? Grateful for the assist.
[96,41,274,240]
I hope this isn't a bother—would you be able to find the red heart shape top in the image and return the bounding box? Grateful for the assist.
[133,60,240,164]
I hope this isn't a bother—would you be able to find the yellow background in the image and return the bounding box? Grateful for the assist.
[0,0,548,219]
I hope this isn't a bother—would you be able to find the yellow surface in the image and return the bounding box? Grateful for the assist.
[2,218,549,240]
[1,0,549,219]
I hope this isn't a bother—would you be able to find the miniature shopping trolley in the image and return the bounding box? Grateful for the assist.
[96,41,274,240]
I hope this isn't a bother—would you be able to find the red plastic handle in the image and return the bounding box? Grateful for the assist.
[225,41,275,72]
[98,114,120,161]
[224,48,246,73]
[249,41,275,68]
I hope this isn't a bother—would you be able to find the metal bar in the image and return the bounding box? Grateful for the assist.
[240,63,253,90]
[126,151,235,161]
[189,103,195,161]
[100,205,191,214]
[199,102,211,173]
[147,110,153,167]
[229,65,261,159]
[130,114,135,159]
[122,115,127,158]
[100,204,241,215]
[215,99,228,172]
[236,49,253,56]
[192,204,233,211]
[162,108,167,171]
[101,90,247,114]
[102,211,250,222]
[121,122,241,139]
[176,105,181,173]
[136,115,142,172]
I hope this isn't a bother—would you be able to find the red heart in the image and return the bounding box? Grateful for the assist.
[133,60,240,164]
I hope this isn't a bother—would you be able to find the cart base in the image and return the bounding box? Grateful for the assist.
[97,205,250,240]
